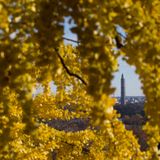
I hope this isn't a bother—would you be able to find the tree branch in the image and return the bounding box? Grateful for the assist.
[115,35,124,49]
[55,49,87,85]
[117,32,127,39]
[63,36,80,44]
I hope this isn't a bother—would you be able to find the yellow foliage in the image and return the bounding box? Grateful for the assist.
[0,0,160,159]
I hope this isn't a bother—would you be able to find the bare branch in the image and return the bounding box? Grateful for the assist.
[63,36,80,44]
[115,35,124,49]
[117,32,127,39]
[55,49,87,85]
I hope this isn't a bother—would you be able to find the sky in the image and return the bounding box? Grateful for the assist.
[62,18,144,97]
[112,58,144,96]
[7,17,144,97]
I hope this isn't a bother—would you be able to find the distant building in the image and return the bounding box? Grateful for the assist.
[121,74,126,105]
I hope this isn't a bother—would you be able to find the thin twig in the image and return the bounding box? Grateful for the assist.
[56,49,87,85]
[117,32,127,39]
[63,36,80,44]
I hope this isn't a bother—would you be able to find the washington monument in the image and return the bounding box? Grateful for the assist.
[121,74,126,105]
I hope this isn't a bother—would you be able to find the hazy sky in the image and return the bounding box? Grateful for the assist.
[112,58,144,96]
[63,18,144,96]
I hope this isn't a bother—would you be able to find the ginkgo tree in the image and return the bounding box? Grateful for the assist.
[0,0,160,159]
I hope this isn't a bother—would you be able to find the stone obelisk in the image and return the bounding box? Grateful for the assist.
[121,74,125,106]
